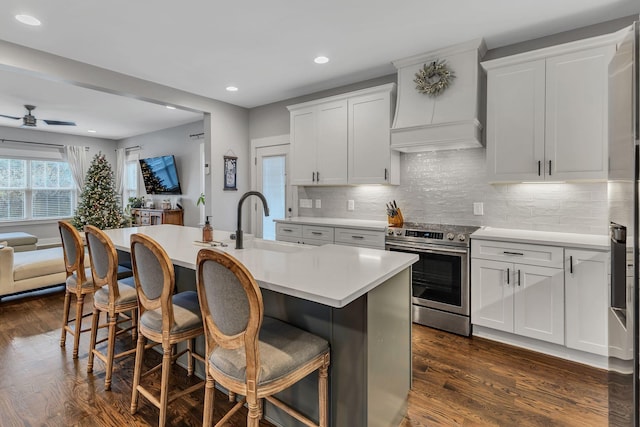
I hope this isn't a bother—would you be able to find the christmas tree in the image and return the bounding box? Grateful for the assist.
[71,152,125,230]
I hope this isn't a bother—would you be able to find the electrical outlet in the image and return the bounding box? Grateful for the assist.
[347,200,355,211]
[473,202,484,216]
[315,199,321,209]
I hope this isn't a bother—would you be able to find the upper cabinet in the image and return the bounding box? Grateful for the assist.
[288,83,398,186]
[483,34,617,182]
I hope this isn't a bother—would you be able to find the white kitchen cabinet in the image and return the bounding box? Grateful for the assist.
[471,240,564,345]
[483,36,615,182]
[276,221,385,249]
[288,83,397,186]
[290,100,348,186]
[348,87,399,185]
[564,249,608,355]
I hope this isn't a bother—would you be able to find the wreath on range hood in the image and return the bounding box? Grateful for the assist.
[413,59,455,97]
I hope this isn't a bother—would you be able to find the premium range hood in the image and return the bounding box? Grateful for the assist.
[391,39,486,152]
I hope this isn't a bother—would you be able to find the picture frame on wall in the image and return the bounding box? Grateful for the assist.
[223,155,237,191]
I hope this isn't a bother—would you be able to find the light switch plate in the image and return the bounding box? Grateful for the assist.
[473,202,484,216]
[300,199,312,208]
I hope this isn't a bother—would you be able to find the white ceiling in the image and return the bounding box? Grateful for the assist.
[0,1,637,139]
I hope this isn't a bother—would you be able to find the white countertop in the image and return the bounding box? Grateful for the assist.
[103,224,417,308]
[471,227,609,251]
[274,216,388,231]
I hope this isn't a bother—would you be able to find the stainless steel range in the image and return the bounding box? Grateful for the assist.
[385,222,479,336]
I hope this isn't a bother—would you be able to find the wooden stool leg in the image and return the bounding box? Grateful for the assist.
[60,289,71,347]
[202,371,215,427]
[131,308,137,342]
[247,398,260,427]
[130,334,146,415]
[158,345,172,427]
[319,355,330,427]
[72,293,85,358]
[104,312,117,390]
[187,338,194,376]
[87,307,100,373]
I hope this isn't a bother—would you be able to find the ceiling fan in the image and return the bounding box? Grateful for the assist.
[0,104,76,127]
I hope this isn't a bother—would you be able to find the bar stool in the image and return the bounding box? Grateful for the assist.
[58,220,94,358]
[84,225,138,390]
[196,248,330,427]
[129,233,204,427]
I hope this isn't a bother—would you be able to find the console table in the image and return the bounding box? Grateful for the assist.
[130,208,183,226]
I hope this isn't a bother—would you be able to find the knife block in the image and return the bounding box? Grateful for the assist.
[387,208,404,227]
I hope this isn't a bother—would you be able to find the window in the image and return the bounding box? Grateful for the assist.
[123,153,139,203]
[0,158,75,221]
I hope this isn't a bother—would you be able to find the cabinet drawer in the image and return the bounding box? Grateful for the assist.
[302,225,334,242]
[276,223,302,238]
[334,227,384,249]
[471,239,563,268]
[140,211,151,217]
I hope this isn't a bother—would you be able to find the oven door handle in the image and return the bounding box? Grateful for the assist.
[385,242,468,255]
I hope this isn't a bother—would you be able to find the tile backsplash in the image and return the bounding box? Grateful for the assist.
[297,148,608,235]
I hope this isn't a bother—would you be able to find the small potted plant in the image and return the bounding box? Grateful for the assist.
[196,193,206,207]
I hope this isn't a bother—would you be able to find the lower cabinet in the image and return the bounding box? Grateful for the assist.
[275,222,384,249]
[471,258,564,345]
[564,249,608,355]
[471,239,610,357]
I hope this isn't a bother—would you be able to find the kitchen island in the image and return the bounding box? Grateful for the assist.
[103,224,417,427]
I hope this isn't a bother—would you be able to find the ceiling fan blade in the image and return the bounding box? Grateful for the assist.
[43,119,76,126]
[0,114,21,120]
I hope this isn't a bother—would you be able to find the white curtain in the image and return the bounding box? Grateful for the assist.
[115,148,126,196]
[64,145,88,193]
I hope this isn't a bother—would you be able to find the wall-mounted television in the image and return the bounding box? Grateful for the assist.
[139,155,182,195]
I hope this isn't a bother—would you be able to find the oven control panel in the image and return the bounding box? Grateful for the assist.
[405,230,443,240]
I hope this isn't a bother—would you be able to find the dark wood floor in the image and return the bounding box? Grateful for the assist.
[0,288,608,426]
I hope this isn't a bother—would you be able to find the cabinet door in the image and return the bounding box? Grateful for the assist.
[290,107,316,185]
[348,91,396,184]
[471,258,514,332]
[486,60,545,182]
[565,249,608,355]
[514,264,564,345]
[545,46,613,180]
[316,100,348,185]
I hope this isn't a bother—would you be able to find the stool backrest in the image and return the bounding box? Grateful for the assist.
[58,220,88,285]
[84,225,122,302]
[196,249,263,376]
[130,233,175,329]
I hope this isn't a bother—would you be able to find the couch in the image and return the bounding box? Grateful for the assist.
[0,243,89,299]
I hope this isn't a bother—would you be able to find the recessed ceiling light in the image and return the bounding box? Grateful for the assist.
[314,56,329,64]
[15,14,41,26]
[87,129,97,133]
[165,105,176,110]
[226,86,239,92]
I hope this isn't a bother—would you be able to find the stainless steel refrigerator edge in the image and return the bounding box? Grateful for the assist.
[608,20,640,427]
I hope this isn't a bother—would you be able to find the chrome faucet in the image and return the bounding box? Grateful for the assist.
[235,191,269,249]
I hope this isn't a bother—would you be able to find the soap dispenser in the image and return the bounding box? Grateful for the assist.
[202,216,213,242]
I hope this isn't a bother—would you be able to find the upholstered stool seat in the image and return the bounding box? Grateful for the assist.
[0,232,37,252]
[210,316,329,386]
[92,276,137,307]
[139,290,202,334]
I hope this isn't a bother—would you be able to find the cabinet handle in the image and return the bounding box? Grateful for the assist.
[351,235,364,239]
[312,172,315,182]
[518,269,521,286]
[311,231,322,235]
[506,268,510,285]
[570,255,573,274]
[548,160,552,176]
[384,168,388,180]
[282,228,293,232]
[538,160,541,176]
[317,171,320,181]
[503,251,524,256]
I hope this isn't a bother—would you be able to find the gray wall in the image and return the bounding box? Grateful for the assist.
[118,121,204,227]
[0,125,120,242]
